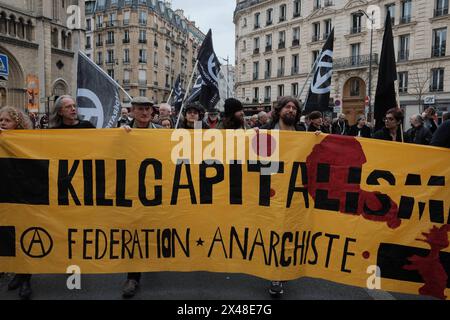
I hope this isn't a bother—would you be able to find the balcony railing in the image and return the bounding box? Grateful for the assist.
[253,48,260,54]
[106,40,115,45]
[430,83,444,92]
[123,59,130,64]
[350,26,362,34]
[266,20,273,26]
[264,71,271,79]
[278,41,285,49]
[105,20,117,27]
[431,46,446,57]
[123,79,130,85]
[123,38,130,44]
[254,24,260,29]
[96,41,103,46]
[279,16,286,22]
[398,50,409,61]
[333,53,379,70]
[323,32,330,40]
[400,16,411,24]
[264,97,271,103]
[434,7,449,17]
[253,72,259,80]
[324,0,333,7]
[291,66,299,75]
[139,39,147,44]
[292,39,300,47]
[277,69,284,77]
[139,59,147,63]
[311,35,320,42]
[139,80,147,86]
[265,45,272,52]
[293,12,301,18]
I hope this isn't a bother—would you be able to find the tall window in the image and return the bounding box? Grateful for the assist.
[266,8,273,25]
[293,0,301,17]
[292,54,299,74]
[123,11,130,25]
[351,43,360,65]
[265,59,272,79]
[312,22,320,41]
[435,0,449,17]
[431,68,444,91]
[254,37,260,54]
[324,19,332,39]
[401,0,412,23]
[278,56,285,77]
[291,83,299,96]
[254,12,260,29]
[124,49,130,63]
[278,31,286,49]
[292,27,300,46]
[265,34,272,51]
[139,49,147,63]
[398,72,408,92]
[264,86,271,102]
[278,84,284,97]
[253,61,259,80]
[432,28,447,57]
[279,4,287,22]
[139,11,147,25]
[253,87,259,102]
[351,13,362,34]
[386,4,395,25]
[399,35,410,61]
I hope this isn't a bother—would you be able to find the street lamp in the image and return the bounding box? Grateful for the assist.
[358,9,375,123]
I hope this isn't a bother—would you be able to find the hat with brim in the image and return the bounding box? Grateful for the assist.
[131,96,154,106]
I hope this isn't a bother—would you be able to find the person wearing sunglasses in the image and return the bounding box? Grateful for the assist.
[373,108,405,142]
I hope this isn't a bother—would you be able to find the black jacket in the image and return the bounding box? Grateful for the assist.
[348,125,372,138]
[405,125,432,145]
[373,127,404,142]
[430,120,450,148]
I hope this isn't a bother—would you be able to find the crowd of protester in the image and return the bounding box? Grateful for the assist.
[1,97,449,300]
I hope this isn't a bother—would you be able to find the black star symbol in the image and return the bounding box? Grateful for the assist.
[196,238,205,246]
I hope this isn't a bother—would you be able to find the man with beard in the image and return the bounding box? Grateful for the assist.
[217,98,249,129]
[259,96,305,298]
[261,96,304,131]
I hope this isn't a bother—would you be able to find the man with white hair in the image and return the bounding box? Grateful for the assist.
[257,111,269,127]
[405,114,432,145]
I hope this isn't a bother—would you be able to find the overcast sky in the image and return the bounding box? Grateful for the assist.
[171,0,236,65]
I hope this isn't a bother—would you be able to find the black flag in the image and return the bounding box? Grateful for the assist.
[173,75,185,111]
[304,28,334,114]
[76,51,122,128]
[186,74,203,104]
[197,29,221,110]
[374,11,397,130]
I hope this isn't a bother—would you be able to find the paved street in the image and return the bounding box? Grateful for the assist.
[0,272,435,300]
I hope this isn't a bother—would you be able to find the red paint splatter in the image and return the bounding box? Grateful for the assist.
[252,132,276,157]
[362,251,370,259]
[403,225,450,300]
[305,135,401,229]
[270,188,276,198]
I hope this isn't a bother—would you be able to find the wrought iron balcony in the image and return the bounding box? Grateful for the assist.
[278,41,285,49]
[277,69,284,77]
[311,34,320,42]
[291,66,299,75]
[333,54,378,70]
[265,45,272,52]
[292,39,300,47]
[400,16,411,24]
[398,50,409,61]
[431,46,446,57]
[434,7,449,17]
[253,48,260,54]
[264,71,271,79]
[350,26,361,34]
[253,72,259,80]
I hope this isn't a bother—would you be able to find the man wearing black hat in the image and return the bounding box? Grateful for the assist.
[178,103,209,129]
[217,98,249,129]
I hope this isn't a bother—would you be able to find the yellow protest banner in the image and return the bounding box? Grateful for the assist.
[0,129,449,299]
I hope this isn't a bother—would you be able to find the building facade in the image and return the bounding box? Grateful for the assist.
[90,0,205,104]
[234,0,450,125]
[0,0,85,115]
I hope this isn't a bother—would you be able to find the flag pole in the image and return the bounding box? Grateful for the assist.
[78,50,132,102]
[166,88,174,104]
[175,60,199,129]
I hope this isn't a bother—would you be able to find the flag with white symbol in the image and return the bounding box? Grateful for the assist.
[186,74,203,104]
[173,75,185,111]
[197,29,221,110]
[76,51,122,128]
[304,29,334,114]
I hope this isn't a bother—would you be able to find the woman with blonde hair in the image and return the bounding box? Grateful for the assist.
[0,106,33,130]
[0,106,33,299]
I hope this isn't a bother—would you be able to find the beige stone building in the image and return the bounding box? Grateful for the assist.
[234,0,450,125]
[0,0,85,115]
[89,0,205,104]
